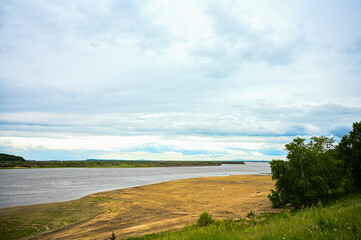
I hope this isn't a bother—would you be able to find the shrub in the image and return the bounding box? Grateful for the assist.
[246,211,255,219]
[196,212,214,227]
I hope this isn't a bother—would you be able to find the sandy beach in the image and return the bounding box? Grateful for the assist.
[0,175,277,240]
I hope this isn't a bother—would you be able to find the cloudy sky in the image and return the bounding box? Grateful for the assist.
[0,0,360,161]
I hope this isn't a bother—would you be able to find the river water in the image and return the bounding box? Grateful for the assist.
[0,162,270,209]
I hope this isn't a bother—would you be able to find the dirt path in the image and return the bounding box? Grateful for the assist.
[28,175,276,240]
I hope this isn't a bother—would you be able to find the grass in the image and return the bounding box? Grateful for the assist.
[127,192,361,240]
[0,196,107,240]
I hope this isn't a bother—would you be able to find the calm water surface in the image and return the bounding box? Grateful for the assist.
[0,162,270,208]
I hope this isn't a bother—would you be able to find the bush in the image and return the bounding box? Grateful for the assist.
[246,211,255,219]
[196,212,214,227]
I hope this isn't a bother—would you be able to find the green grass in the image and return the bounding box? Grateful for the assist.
[0,196,107,240]
[128,192,361,240]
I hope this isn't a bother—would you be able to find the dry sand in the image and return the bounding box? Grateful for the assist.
[29,174,277,240]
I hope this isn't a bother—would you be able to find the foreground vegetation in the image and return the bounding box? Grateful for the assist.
[0,159,244,168]
[123,121,361,240]
[126,192,361,240]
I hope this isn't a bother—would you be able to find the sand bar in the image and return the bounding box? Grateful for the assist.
[1,175,276,240]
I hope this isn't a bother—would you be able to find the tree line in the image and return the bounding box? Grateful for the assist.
[0,153,25,162]
[0,158,244,168]
[269,121,361,208]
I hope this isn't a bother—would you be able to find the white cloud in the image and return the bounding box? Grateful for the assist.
[251,151,264,156]
[0,135,275,153]
[98,151,274,161]
[0,0,360,160]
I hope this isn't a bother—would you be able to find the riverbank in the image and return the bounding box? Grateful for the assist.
[0,174,276,240]
[0,160,244,169]
[129,191,361,240]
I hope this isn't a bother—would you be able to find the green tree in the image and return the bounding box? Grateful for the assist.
[268,136,341,208]
[337,121,361,192]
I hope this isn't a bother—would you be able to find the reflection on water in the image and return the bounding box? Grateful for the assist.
[0,162,270,208]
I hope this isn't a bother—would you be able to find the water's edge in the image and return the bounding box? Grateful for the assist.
[0,163,270,208]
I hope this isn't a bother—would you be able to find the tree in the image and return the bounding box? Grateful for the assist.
[268,136,341,208]
[337,121,361,192]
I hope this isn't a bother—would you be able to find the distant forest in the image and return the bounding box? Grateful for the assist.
[0,153,25,162]
[0,155,244,168]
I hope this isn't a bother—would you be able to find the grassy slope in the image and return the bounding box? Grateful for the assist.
[128,192,361,240]
[0,196,107,240]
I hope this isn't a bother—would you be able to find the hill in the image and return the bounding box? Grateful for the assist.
[0,153,25,162]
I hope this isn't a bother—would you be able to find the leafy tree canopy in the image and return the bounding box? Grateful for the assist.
[269,121,361,208]
[269,136,340,208]
[337,121,361,192]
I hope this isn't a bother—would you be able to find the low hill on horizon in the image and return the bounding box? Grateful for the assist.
[0,153,25,162]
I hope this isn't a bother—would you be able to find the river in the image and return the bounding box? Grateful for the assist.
[0,162,270,209]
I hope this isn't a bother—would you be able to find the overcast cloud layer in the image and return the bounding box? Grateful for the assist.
[0,0,360,160]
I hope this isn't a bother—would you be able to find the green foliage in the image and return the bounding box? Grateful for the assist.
[246,210,255,219]
[196,212,214,227]
[337,121,361,192]
[268,121,361,209]
[0,153,25,162]
[269,136,341,208]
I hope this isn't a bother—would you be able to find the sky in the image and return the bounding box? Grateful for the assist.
[0,0,361,161]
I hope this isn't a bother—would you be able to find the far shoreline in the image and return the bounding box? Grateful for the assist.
[0,160,247,169]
